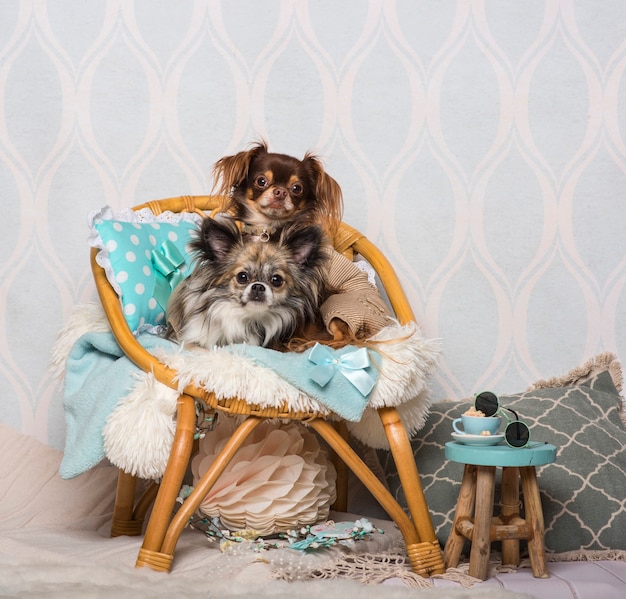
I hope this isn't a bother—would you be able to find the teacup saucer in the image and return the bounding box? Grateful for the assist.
[451,432,505,447]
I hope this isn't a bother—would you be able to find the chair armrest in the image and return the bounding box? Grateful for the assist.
[350,236,416,325]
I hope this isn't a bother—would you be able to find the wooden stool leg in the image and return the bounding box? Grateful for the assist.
[469,465,496,580]
[444,464,476,569]
[520,466,550,578]
[501,467,520,566]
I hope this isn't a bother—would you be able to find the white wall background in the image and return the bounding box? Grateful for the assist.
[1,0,625,450]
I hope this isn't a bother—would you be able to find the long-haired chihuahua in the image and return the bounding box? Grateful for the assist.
[212,141,343,239]
[165,216,329,349]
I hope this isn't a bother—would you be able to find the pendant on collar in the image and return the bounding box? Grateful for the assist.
[242,223,276,242]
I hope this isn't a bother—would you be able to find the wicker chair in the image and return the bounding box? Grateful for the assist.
[91,195,444,576]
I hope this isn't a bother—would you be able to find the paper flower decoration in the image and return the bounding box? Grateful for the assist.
[191,419,337,536]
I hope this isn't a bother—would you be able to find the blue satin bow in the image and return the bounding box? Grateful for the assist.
[151,240,187,309]
[308,343,377,397]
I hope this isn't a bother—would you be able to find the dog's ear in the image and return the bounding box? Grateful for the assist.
[281,225,324,268]
[212,140,268,196]
[302,152,343,237]
[193,216,241,261]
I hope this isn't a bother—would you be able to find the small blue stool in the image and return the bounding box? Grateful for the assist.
[443,441,557,580]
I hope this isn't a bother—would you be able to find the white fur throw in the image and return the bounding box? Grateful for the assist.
[54,303,440,480]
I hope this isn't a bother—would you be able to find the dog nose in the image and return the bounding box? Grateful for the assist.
[250,283,266,300]
[272,187,287,200]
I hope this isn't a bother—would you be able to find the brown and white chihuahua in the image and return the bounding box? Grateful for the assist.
[165,216,329,349]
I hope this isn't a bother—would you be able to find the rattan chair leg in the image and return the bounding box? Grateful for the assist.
[310,419,415,534]
[310,418,443,577]
[111,470,142,537]
[160,417,264,558]
[111,478,160,537]
[133,482,160,524]
[137,394,197,567]
[331,421,350,512]
[135,548,174,573]
[377,407,445,575]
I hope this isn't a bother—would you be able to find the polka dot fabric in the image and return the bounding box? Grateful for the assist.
[89,206,201,333]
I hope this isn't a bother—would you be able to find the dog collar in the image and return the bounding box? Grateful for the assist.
[241,224,277,242]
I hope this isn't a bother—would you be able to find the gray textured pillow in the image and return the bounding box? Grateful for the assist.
[378,362,626,554]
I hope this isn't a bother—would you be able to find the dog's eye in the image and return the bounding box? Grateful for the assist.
[291,183,303,196]
[255,176,268,188]
[236,272,249,284]
[270,274,284,288]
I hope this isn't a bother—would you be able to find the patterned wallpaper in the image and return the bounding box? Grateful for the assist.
[1,1,625,450]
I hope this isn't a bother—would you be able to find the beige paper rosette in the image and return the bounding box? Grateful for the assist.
[191,419,337,536]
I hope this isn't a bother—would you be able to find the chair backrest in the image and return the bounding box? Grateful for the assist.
[91,195,415,407]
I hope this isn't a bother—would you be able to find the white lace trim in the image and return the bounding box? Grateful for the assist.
[354,257,378,287]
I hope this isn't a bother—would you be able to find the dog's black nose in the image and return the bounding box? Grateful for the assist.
[250,283,266,300]
[272,187,287,200]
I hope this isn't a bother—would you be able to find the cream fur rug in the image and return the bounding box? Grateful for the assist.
[0,555,535,599]
[3,421,621,599]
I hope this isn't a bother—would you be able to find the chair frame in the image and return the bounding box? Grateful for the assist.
[91,195,444,576]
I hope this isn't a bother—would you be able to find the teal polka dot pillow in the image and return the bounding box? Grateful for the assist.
[89,206,201,333]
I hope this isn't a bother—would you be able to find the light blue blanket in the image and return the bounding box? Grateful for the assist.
[236,343,379,419]
[60,333,379,479]
[60,331,176,479]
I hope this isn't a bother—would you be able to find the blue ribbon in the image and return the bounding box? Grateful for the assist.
[308,343,377,397]
[151,240,187,309]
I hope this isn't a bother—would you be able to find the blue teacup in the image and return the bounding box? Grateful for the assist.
[452,414,501,436]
